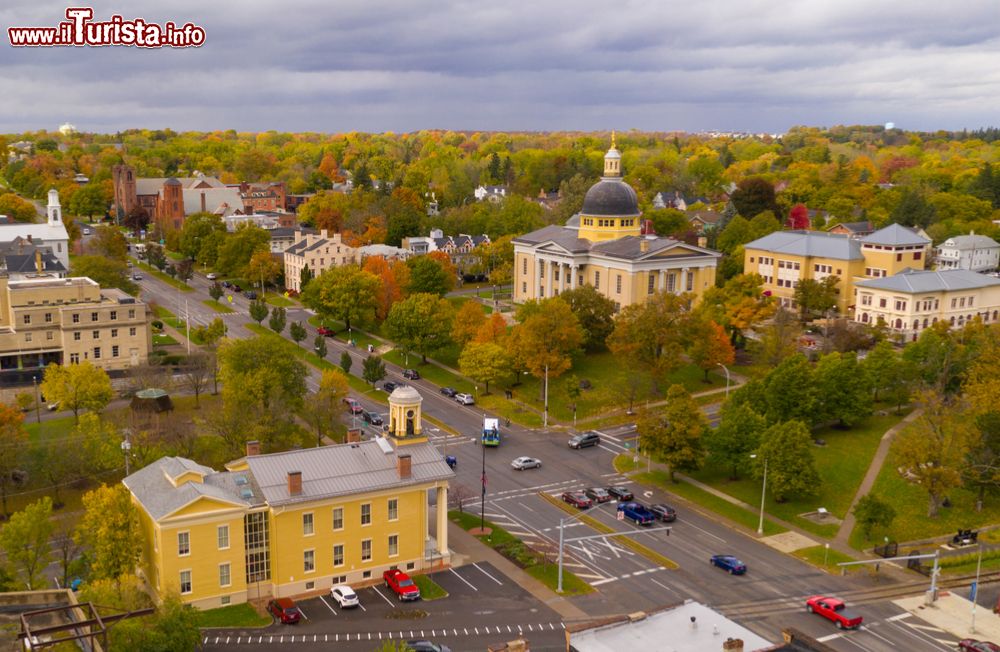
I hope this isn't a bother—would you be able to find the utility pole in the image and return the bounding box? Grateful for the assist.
[185,299,190,354]
[543,364,549,428]
[121,429,132,476]
[32,375,41,424]
[480,428,487,534]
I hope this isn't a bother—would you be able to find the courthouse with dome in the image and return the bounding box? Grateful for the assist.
[512,138,721,309]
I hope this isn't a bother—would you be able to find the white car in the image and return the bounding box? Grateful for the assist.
[454,393,475,405]
[82,227,92,236]
[511,456,541,470]
[206,272,218,280]
[330,584,359,608]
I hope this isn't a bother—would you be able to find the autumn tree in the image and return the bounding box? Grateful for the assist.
[90,225,128,261]
[0,498,54,589]
[786,203,810,229]
[215,223,269,278]
[559,285,616,352]
[607,291,693,386]
[301,370,350,446]
[362,255,405,320]
[754,420,820,502]
[385,293,455,364]
[698,273,775,346]
[452,301,487,348]
[751,307,802,368]
[246,250,281,292]
[475,313,508,344]
[459,342,512,394]
[303,265,381,332]
[0,192,38,222]
[637,385,707,481]
[705,402,766,480]
[40,361,114,423]
[688,318,735,382]
[508,298,583,399]
[75,484,142,580]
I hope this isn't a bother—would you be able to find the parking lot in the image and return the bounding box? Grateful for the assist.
[200,562,567,651]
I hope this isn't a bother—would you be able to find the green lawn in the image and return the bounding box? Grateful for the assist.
[445,295,492,314]
[202,300,234,314]
[132,258,194,292]
[412,575,448,600]
[196,603,271,628]
[306,316,383,351]
[25,415,75,444]
[263,292,295,308]
[152,333,179,346]
[152,305,187,332]
[792,545,858,575]
[684,412,907,539]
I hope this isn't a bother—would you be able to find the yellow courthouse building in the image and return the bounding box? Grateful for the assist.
[124,436,452,609]
[513,139,721,310]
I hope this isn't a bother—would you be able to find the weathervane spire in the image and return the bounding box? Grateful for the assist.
[611,130,616,149]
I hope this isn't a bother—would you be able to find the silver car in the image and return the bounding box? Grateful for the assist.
[454,393,475,405]
[511,456,541,470]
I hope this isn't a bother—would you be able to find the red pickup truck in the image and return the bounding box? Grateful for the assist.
[383,569,421,601]
[806,595,863,629]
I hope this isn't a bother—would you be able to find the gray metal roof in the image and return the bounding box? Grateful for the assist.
[514,226,720,261]
[744,230,863,260]
[512,225,594,253]
[861,224,930,246]
[855,269,1000,294]
[245,439,453,507]
[124,457,252,520]
[939,234,1000,251]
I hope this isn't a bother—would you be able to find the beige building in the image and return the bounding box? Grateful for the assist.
[743,224,931,314]
[0,276,150,373]
[513,139,721,310]
[283,230,357,292]
[855,269,1000,341]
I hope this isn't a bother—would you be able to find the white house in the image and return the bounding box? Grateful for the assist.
[935,232,1000,272]
[0,189,70,269]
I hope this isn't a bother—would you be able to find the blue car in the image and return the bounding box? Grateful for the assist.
[710,554,747,575]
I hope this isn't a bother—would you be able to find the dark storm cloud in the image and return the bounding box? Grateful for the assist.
[1,0,999,133]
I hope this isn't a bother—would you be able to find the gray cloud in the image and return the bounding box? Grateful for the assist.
[1,0,999,134]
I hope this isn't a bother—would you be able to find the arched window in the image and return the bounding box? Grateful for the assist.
[913,319,920,331]
[923,318,928,328]
[861,313,869,323]
[894,318,903,329]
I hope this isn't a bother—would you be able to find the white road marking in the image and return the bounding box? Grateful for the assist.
[319,596,337,615]
[449,568,478,591]
[650,577,679,595]
[371,586,396,606]
[473,563,503,585]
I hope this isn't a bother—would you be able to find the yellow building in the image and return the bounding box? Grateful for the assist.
[742,224,931,315]
[513,139,721,310]
[0,275,150,372]
[283,230,357,292]
[124,433,453,609]
[855,269,1000,341]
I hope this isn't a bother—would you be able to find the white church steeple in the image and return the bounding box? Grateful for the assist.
[46,189,62,226]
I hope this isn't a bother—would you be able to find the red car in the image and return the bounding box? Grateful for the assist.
[317,326,336,337]
[267,597,301,624]
[805,595,863,630]
[960,641,1000,652]
[343,397,363,414]
[383,568,421,601]
[561,491,593,509]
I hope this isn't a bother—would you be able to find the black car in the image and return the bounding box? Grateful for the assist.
[402,369,421,380]
[406,641,451,652]
[568,431,601,449]
[362,410,383,426]
[649,503,677,522]
[232,284,243,293]
[440,387,457,398]
[220,280,232,288]
[607,485,634,501]
[383,381,398,393]
[245,290,258,300]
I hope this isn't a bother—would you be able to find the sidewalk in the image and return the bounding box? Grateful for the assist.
[894,590,1000,642]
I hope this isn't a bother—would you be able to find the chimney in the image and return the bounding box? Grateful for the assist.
[397,454,411,480]
[26,234,32,243]
[640,238,649,253]
[34,250,43,273]
[346,428,362,443]
[200,191,207,213]
[722,638,744,652]
[287,471,302,496]
[246,440,261,457]
[698,236,708,248]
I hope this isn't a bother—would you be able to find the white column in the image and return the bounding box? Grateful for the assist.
[682,267,690,292]
[659,270,667,292]
[538,258,546,297]
[559,262,567,294]
[571,265,579,289]
[436,485,448,555]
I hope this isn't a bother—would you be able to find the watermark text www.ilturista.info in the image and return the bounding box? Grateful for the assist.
[8,7,205,48]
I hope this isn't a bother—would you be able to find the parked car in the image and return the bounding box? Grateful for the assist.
[231,284,243,293]
[454,393,475,405]
[343,397,363,414]
[402,369,421,380]
[805,595,863,630]
[285,288,299,298]
[383,569,420,601]
[710,555,747,575]
[330,585,359,608]
[649,503,677,522]
[317,326,336,337]
[245,290,258,300]
[405,641,451,652]
[959,640,1000,652]
[617,501,656,525]
[511,456,541,470]
[561,491,593,509]
[606,486,634,501]
[584,487,612,503]
[440,387,457,398]
[383,381,398,393]
[568,431,600,449]
[221,280,232,288]
[267,598,301,624]
[206,272,217,280]
[82,227,92,236]
[131,273,143,281]
[362,410,383,426]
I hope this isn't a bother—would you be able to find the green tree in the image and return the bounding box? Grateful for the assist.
[215,223,270,277]
[289,321,307,345]
[637,385,707,481]
[109,593,202,652]
[178,212,226,260]
[852,493,897,541]
[362,355,386,386]
[302,265,381,332]
[730,176,781,220]
[793,276,840,321]
[313,335,328,360]
[301,370,350,446]
[891,188,936,229]
[0,497,54,589]
[299,264,313,291]
[175,258,194,284]
[90,225,128,261]
[246,250,281,292]
[209,282,224,302]
[458,342,512,394]
[40,361,114,423]
[862,340,898,402]
[813,352,873,427]
[68,183,110,219]
[704,402,766,480]
[70,255,138,295]
[339,350,351,373]
[218,336,307,414]
[751,307,801,367]
[249,298,268,324]
[754,420,821,502]
[145,242,167,270]
[385,293,455,364]
[607,292,693,386]
[269,306,287,334]
[75,484,142,581]
[406,255,454,296]
[559,285,616,352]
[761,354,815,425]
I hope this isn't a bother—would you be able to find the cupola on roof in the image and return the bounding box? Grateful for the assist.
[580,133,640,217]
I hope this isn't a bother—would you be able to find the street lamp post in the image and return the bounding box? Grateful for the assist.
[543,364,549,428]
[480,426,487,534]
[717,363,731,399]
[32,376,40,424]
[750,453,767,535]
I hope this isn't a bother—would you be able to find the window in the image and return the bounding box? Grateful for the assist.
[219,563,231,587]
[44,313,52,323]
[522,282,526,293]
[615,274,622,294]
[129,327,137,337]
[110,311,117,321]
[594,271,600,287]
[361,503,371,526]
[861,294,872,306]
[304,549,315,572]
[896,253,903,262]
[879,298,887,308]
[217,525,229,550]
[128,309,135,319]
[333,507,343,531]
[333,544,344,567]
[388,535,399,557]
[69,353,79,364]
[91,312,98,322]
[178,532,190,556]
[522,258,527,275]
[179,570,192,594]
[72,313,80,323]
[93,347,101,360]
[303,513,314,535]
[951,298,958,309]
[22,315,29,325]
[92,330,99,339]
[969,296,975,307]
[361,539,372,562]
[914,251,922,261]
[46,332,53,341]
[648,275,655,294]
[111,329,118,338]
[388,498,398,521]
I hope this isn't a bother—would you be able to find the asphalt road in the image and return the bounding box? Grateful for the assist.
[134,266,967,651]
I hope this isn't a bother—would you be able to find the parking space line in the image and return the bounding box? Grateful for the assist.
[450,568,478,591]
[473,562,503,585]
[319,595,337,615]
[372,586,396,606]
[296,605,309,621]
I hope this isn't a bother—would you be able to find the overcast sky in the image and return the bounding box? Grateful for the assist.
[2,0,999,135]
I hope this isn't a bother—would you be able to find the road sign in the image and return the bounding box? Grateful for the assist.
[632,455,638,463]
[624,442,631,449]
[971,580,978,601]
[616,510,624,521]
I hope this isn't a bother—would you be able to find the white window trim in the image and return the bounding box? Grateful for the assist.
[219,563,231,588]
[387,498,399,522]
[217,525,230,551]
[388,533,399,558]
[179,569,192,594]
[177,531,191,557]
[304,548,316,574]
[361,538,372,562]
[332,507,344,531]
[303,512,315,537]
[361,503,372,527]
[333,543,345,568]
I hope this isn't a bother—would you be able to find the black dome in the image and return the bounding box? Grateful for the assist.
[580,179,640,217]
